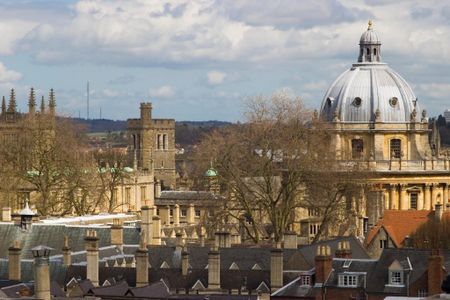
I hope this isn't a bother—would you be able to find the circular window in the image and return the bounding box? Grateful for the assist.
[389,97,398,107]
[353,97,362,107]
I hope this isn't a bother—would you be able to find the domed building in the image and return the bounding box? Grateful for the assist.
[317,21,450,239]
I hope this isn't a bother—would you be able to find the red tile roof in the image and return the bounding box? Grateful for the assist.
[366,210,450,248]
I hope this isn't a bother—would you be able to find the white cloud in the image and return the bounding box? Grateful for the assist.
[207,70,227,85]
[102,88,121,97]
[149,85,175,98]
[0,62,22,83]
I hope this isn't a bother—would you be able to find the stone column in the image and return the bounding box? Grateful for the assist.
[400,184,408,210]
[270,245,283,291]
[152,215,161,245]
[85,229,99,286]
[207,245,220,290]
[173,204,180,226]
[135,230,149,287]
[111,218,124,251]
[186,203,195,225]
[160,205,170,226]
[8,241,21,281]
[141,206,153,246]
[424,184,432,210]
[431,184,438,208]
[443,184,449,208]
[417,188,424,210]
[389,184,397,210]
[62,235,72,266]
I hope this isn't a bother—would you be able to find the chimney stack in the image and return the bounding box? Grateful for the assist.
[207,245,220,290]
[31,245,53,300]
[315,245,332,285]
[181,247,189,276]
[62,235,71,266]
[428,249,444,296]
[176,232,183,250]
[141,206,153,246]
[85,229,99,286]
[152,215,161,245]
[8,240,21,281]
[2,207,12,221]
[111,218,124,251]
[283,231,298,249]
[335,241,352,259]
[270,243,283,291]
[435,202,443,221]
[135,230,149,287]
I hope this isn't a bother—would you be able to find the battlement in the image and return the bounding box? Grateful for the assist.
[152,119,175,129]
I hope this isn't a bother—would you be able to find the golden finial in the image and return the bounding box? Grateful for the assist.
[368,20,373,30]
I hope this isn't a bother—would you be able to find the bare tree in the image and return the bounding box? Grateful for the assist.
[411,216,450,249]
[93,148,131,213]
[195,92,360,243]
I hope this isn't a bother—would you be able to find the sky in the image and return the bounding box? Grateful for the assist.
[0,0,450,121]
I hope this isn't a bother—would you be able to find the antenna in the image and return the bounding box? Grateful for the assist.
[99,107,102,119]
[87,81,90,120]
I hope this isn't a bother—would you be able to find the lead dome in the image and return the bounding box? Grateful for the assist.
[320,21,422,124]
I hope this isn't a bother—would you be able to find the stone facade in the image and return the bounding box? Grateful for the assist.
[127,103,176,189]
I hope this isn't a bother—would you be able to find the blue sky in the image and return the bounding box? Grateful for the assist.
[0,0,450,121]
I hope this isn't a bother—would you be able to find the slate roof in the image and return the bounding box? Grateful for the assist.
[0,223,140,259]
[325,258,377,288]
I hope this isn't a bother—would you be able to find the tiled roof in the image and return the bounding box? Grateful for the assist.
[366,210,435,248]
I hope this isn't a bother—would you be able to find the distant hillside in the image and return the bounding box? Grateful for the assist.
[70,118,232,147]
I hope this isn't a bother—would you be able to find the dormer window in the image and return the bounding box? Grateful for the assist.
[338,274,358,287]
[300,275,311,286]
[390,271,403,285]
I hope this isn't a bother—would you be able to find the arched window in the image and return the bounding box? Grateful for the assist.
[390,139,401,158]
[351,139,364,159]
[366,48,370,56]
[374,48,377,55]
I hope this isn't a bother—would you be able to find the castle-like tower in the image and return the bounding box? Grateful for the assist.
[127,103,176,189]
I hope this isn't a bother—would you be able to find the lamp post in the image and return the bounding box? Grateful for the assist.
[31,245,53,300]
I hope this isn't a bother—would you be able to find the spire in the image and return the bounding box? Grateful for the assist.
[7,89,16,113]
[48,89,56,115]
[1,96,5,114]
[40,96,45,113]
[28,87,36,114]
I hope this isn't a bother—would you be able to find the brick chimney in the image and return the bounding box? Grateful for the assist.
[270,243,284,291]
[315,245,332,285]
[181,246,189,276]
[111,218,124,251]
[8,240,21,281]
[85,229,99,286]
[335,241,352,259]
[135,230,149,287]
[152,215,161,245]
[141,205,153,246]
[428,249,444,296]
[62,235,71,266]
[207,245,220,290]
